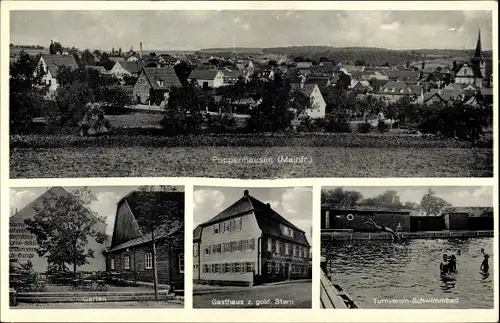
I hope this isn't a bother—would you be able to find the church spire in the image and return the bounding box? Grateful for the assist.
[474,29,482,61]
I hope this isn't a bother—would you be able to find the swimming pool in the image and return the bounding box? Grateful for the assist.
[322,238,494,309]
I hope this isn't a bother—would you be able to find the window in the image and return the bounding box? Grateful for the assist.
[325,211,330,228]
[157,80,164,87]
[124,255,130,270]
[246,262,254,273]
[179,253,184,273]
[215,263,221,274]
[224,221,230,232]
[212,244,221,254]
[267,262,272,273]
[205,246,211,255]
[299,247,303,258]
[235,262,241,273]
[231,241,237,252]
[110,257,115,270]
[236,240,242,252]
[210,264,215,273]
[293,245,298,257]
[203,264,208,273]
[304,248,308,258]
[267,238,273,251]
[230,263,235,273]
[274,240,279,253]
[279,241,284,255]
[285,243,290,255]
[145,253,153,269]
[273,262,279,273]
[292,265,295,274]
[247,238,255,251]
[213,224,220,235]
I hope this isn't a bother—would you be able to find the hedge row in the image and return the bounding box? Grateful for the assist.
[10,133,490,149]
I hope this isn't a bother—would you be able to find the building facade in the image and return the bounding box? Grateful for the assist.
[105,191,185,290]
[193,190,310,286]
[9,187,107,273]
[34,54,79,97]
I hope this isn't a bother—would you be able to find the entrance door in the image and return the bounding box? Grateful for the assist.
[284,263,290,280]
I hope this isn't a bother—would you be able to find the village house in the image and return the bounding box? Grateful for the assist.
[222,69,242,85]
[374,81,424,104]
[110,61,143,80]
[193,190,310,286]
[108,55,126,63]
[295,61,313,69]
[188,69,225,89]
[291,82,327,119]
[385,70,421,85]
[133,66,183,105]
[34,54,79,96]
[9,187,107,273]
[105,191,185,290]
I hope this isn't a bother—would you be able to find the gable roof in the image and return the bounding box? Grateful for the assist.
[193,225,203,242]
[117,61,143,74]
[141,66,183,90]
[85,65,107,73]
[199,191,309,246]
[291,83,318,97]
[385,70,420,82]
[117,191,185,234]
[189,69,221,80]
[305,77,330,87]
[320,62,336,72]
[40,54,79,77]
[296,62,313,69]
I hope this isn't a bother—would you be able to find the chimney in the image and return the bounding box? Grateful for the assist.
[140,42,143,59]
[266,203,271,209]
[244,190,249,197]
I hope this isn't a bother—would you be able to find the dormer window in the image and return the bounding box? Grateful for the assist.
[157,79,164,87]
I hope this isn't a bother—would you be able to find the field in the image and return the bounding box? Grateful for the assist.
[10,145,492,178]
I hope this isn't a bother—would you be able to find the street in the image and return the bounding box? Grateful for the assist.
[193,281,312,308]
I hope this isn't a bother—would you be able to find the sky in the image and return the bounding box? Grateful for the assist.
[9,186,184,235]
[10,10,493,51]
[193,186,313,243]
[323,186,494,207]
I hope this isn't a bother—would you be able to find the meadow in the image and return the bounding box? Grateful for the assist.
[10,134,492,178]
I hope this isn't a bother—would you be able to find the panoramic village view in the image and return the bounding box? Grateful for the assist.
[319,186,494,309]
[9,186,185,308]
[9,10,494,179]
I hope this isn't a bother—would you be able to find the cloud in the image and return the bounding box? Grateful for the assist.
[88,191,123,234]
[280,187,312,217]
[194,189,225,211]
[9,189,39,214]
[380,22,400,30]
[241,24,251,31]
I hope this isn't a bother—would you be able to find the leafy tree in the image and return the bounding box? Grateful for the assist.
[354,59,366,66]
[174,61,194,84]
[419,189,448,216]
[268,60,278,67]
[24,187,107,279]
[321,188,364,209]
[377,119,389,133]
[53,42,63,55]
[335,71,351,91]
[245,75,308,133]
[10,52,48,132]
[79,103,111,136]
[324,114,351,133]
[161,80,206,135]
[357,121,372,133]
[135,186,184,300]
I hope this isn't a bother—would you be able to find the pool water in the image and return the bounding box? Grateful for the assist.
[322,238,494,309]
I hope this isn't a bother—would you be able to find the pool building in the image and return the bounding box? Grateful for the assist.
[193,190,311,286]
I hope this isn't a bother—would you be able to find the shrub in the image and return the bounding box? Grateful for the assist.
[297,116,322,132]
[357,122,372,133]
[377,119,390,133]
[324,115,351,133]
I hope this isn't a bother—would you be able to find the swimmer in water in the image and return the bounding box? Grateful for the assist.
[448,255,457,273]
[364,218,400,242]
[480,254,489,273]
[440,254,449,274]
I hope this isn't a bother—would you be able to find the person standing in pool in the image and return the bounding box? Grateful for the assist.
[480,254,489,273]
[448,255,457,273]
[440,254,449,274]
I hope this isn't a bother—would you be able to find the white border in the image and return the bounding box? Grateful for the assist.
[1,1,498,322]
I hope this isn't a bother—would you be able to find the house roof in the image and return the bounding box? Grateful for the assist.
[442,206,493,217]
[223,69,241,78]
[385,70,420,81]
[189,69,220,80]
[85,65,107,73]
[118,61,143,74]
[193,225,203,242]
[305,77,330,87]
[107,224,183,252]
[439,89,464,101]
[199,191,309,246]
[142,67,183,90]
[291,83,317,97]
[320,62,336,72]
[117,191,185,234]
[296,62,313,69]
[41,54,79,77]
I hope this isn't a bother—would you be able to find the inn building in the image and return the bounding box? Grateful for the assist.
[193,190,311,286]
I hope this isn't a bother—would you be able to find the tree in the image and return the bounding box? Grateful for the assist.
[10,52,48,132]
[174,61,194,84]
[354,59,366,66]
[161,81,206,135]
[335,71,351,91]
[268,60,278,67]
[80,49,96,67]
[321,187,363,209]
[53,42,63,55]
[135,186,183,300]
[405,60,411,68]
[419,189,448,216]
[24,187,107,278]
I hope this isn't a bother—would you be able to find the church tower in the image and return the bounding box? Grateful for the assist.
[472,29,486,79]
